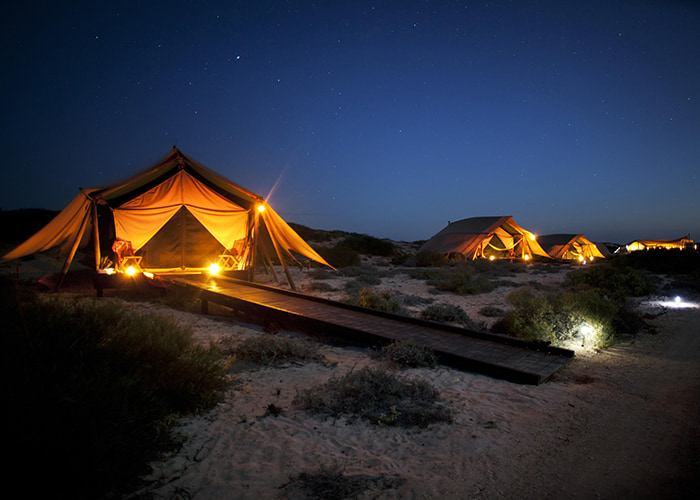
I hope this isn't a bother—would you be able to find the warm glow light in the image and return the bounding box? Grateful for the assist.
[209,263,221,275]
[523,254,530,260]
[126,266,137,276]
[578,255,584,262]
[104,268,116,275]
[257,204,265,213]
[489,255,495,261]
[529,233,536,240]
[143,272,154,279]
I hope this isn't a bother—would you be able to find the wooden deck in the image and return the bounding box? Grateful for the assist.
[165,275,574,385]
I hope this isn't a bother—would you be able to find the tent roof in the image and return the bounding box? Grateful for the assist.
[538,234,606,260]
[419,216,549,258]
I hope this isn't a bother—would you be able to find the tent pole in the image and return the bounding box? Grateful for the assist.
[265,223,297,291]
[91,200,101,270]
[250,211,258,282]
[259,243,279,282]
[55,207,90,291]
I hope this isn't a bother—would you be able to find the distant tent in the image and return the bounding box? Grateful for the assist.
[538,234,605,262]
[1,147,333,290]
[625,235,693,252]
[419,216,549,261]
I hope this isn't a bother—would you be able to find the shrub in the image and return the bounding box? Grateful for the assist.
[293,366,452,427]
[492,287,635,348]
[420,303,484,330]
[428,264,496,295]
[567,264,653,301]
[316,245,361,268]
[284,461,404,500]
[376,341,438,368]
[341,233,396,256]
[414,250,449,267]
[227,334,327,367]
[353,288,402,314]
[3,280,228,499]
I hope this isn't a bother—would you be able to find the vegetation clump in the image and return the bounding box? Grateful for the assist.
[294,366,452,427]
[420,302,485,330]
[284,461,404,500]
[223,333,328,368]
[4,278,228,499]
[376,341,438,368]
[351,287,403,314]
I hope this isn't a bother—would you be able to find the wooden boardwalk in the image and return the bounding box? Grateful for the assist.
[166,275,574,385]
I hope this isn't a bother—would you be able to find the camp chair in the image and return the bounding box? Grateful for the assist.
[111,239,142,273]
[217,238,246,270]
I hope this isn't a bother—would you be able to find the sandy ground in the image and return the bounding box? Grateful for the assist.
[119,263,698,500]
[4,254,699,499]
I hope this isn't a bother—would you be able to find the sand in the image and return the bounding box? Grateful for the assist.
[4,253,698,498]
[111,262,700,500]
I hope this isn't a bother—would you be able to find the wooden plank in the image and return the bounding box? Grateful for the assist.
[166,276,573,384]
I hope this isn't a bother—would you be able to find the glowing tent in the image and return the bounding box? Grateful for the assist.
[625,235,693,252]
[538,234,606,262]
[1,147,333,289]
[419,216,549,261]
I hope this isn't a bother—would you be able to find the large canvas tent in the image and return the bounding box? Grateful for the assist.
[419,216,549,260]
[625,235,693,252]
[1,147,333,289]
[538,234,606,262]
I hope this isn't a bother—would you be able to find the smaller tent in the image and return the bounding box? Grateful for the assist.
[625,235,693,252]
[419,216,549,260]
[538,234,605,262]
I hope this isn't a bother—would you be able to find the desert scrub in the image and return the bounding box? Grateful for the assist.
[492,287,631,348]
[4,283,228,499]
[283,461,404,500]
[341,233,396,256]
[375,341,438,368]
[426,263,496,295]
[566,264,653,301]
[420,303,485,330]
[293,366,452,427]
[227,334,328,368]
[350,287,403,314]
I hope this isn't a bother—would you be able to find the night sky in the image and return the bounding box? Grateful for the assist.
[2,1,698,245]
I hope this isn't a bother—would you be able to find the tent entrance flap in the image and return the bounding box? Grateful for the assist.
[136,207,224,270]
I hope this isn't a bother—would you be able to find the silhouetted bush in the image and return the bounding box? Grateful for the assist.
[420,303,484,330]
[341,233,396,256]
[376,341,438,368]
[293,366,452,427]
[3,277,228,499]
[316,245,361,268]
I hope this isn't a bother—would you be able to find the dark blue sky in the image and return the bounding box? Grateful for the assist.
[2,0,698,244]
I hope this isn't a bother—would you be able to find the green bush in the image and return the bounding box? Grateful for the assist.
[420,303,484,330]
[492,287,633,348]
[567,264,653,301]
[353,288,402,314]
[428,264,496,295]
[293,366,452,427]
[3,279,228,499]
[376,341,438,368]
